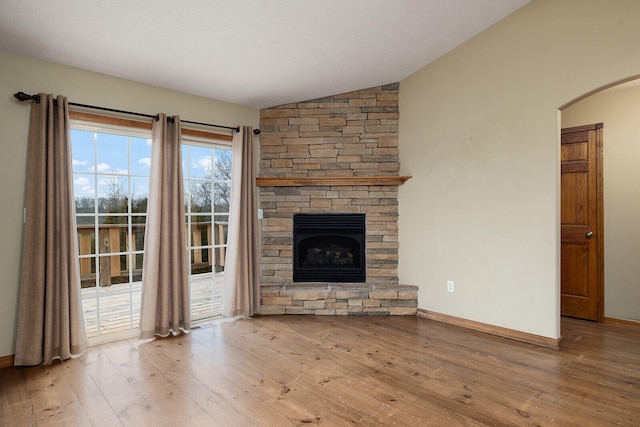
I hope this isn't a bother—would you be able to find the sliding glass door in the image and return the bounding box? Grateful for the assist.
[71,124,151,341]
[182,141,232,321]
[71,121,232,342]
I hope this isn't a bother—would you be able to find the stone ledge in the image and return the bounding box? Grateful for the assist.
[260,283,418,316]
[256,176,411,187]
[261,283,418,292]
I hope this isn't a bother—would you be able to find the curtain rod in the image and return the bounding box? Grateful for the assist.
[13,92,261,134]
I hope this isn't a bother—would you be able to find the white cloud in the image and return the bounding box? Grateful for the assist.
[193,155,212,170]
[79,185,94,196]
[73,176,94,196]
[74,176,90,186]
[73,159,88,166]
[90,162,112,173]
[88,163,128,174]
[138,157,151,168]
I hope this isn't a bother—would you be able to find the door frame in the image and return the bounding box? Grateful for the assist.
[560,123,605,322]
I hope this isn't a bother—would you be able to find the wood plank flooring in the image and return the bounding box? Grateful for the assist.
[1,315,639,426]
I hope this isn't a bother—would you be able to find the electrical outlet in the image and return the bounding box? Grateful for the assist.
[447,280,455,293]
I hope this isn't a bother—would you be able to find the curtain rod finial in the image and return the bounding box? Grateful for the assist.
[253,128,261,135]
[14,92,40,102]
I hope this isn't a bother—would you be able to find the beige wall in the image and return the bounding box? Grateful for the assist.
[399,0,640,338]
[562,83,640,322]
[0,51,259,357]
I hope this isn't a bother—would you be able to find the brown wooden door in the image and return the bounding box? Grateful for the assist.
[560,124,603,321]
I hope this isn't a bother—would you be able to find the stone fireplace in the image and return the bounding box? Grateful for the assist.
[257,84,417,315]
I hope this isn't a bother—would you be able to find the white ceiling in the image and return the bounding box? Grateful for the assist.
[0,0,530,109]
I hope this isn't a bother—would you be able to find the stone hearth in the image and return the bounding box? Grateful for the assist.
[257,84,417,315]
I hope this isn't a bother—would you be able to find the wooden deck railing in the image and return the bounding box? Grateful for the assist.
[77,221,227,287]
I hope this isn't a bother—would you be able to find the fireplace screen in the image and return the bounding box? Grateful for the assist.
[293,213,365,283]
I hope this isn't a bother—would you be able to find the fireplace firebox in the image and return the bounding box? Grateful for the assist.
[293,213,366,283]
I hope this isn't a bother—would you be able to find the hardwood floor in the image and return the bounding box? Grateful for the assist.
[1,315,639,426]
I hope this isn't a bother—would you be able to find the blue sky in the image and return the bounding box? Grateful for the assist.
[71,129,151,200]
[71,129,221,202]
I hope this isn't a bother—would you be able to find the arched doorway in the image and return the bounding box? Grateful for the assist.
[560,77,640,325]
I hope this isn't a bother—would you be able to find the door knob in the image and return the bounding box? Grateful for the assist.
[585,231,594,238]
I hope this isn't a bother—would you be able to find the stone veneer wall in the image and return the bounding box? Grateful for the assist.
[258,83,417,315]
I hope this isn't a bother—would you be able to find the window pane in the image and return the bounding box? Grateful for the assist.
[191,273,220,319]
[97,254,123,287]
[189,145,213,179]
[77,218,95,255]
[79,258,97,289]
[130,137,151,176]
[96,133,129,174]
[214,214,229,246]
[98,216,127,255]
[213,149,232,212]
[213,247,226,273]
[131,177,149,213]
[214,180,230,213]
[82,297,99,338]
[74,174,95,212]
[191,252,212,274]
[214,149,232,181]
[98,176,129,214]
[189,180,211,212]
[131,253,144,287]
[190,218,212,275]
[131,218,146,251]
[96,293,135,335]
[71,129,95,172]
[190,217,212,246]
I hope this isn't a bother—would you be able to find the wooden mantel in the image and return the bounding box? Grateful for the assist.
[256,175,412,187]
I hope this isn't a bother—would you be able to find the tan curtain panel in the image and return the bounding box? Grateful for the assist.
[14,94,87,366]
[139,114,190,338]
[222,126,260,317]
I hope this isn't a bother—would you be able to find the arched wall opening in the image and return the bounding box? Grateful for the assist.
[560,76,640,325]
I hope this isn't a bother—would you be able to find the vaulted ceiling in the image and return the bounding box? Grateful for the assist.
[0,0,530,108]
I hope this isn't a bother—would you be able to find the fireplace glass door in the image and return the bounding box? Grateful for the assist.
[293,213,365,283]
